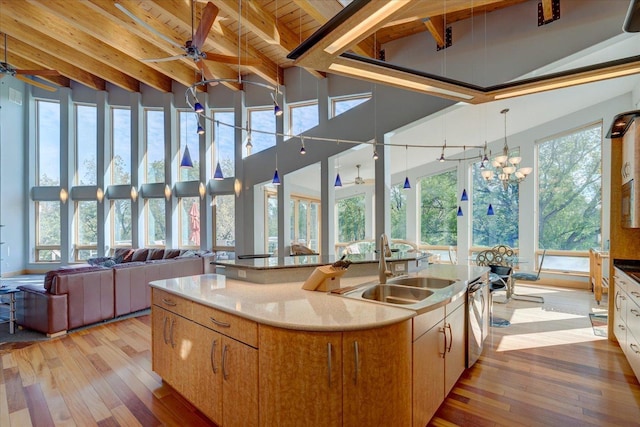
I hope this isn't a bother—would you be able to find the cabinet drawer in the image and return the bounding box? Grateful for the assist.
[192,302,258,348]
[624,329,640,381]
[627,298,640,337]
[413,306,445,341]
[152,288,193,319]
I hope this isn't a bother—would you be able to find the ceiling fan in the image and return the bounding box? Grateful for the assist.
[343,165,374,186]
[115,1,261,81]
[0,33,59,92]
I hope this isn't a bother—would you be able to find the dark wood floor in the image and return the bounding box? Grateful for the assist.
[1,285,639,426]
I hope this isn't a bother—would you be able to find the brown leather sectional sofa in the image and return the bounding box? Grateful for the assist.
[17,248,212,336]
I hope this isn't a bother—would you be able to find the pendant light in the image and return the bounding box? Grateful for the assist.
[213,120,224,180]
[180,144,193,168]
[299,136,306,155]
[457,206,463,217]
[487,203,495,216]
[403,145,411,189]
[334,155,342,187]
[272,153,280,185]
[460,189,468,201]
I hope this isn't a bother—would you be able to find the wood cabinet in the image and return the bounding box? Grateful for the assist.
[613,267,640,380]
[152,289,258,426]
[258,321,411,427]
[412,297,466,427]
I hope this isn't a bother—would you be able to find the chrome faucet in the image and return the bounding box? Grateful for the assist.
[379,233,393,284]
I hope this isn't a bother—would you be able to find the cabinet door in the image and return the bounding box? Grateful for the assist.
[444,302,466,396]
[222,337,258,427]
[343,321,412,426]
[259,325,342,427]
[614,289,628,347]
[152,306,170,380]
[152,307,190,395]
[189,325,223,424]
[412,319,445,427]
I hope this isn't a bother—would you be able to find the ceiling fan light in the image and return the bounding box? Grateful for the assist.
[193,102,204,113]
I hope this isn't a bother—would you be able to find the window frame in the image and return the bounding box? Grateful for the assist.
[329,93,371,118]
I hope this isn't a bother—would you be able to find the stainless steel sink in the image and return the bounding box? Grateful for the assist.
[387,276,455,289]
[361,285,434,305]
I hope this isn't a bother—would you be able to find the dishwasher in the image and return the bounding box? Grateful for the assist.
[467,277,489,367]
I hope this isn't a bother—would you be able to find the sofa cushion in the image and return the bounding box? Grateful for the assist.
[114,248,135,263]
[163,249,183,259]
[147,249,165,260]
[87,256,119,267]
[44,265,105,292]
[131,249,150,262]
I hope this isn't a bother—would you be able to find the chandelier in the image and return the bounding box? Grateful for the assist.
[481,108,532,189]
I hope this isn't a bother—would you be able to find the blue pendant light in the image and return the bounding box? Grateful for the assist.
[272,169,281,185]
[403,176,411,189]
[334,173,342,187]
[180,145,193,168]
[457,206,463,217]
[213,162,224,180]
[461,189,468,201]
[487,204,495,216]
[193,102,204,113]
[197,124,205,135]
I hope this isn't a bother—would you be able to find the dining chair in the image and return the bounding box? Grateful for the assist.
[511,249,546,303]
[492,244,515,258]
[475,249,512,327]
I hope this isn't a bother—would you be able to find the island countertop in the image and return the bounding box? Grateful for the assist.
[149,264,488,332]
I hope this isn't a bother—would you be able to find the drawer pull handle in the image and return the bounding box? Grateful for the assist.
[618,324,626,330]
[631,291,640,298]
[631,309,640,317]
[439,327,447,359]
[162,298,177,307]
[353,341,359,385]
[327,343,333,387]
[210,339,218,374]
[631,343,640,354]
[209,317,231,328]
[162,316,169,344]
[169,318,176,348]
[222,344,229,380]
[446,323,453,353]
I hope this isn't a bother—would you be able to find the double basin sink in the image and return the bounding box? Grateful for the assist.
[341,276,457,310]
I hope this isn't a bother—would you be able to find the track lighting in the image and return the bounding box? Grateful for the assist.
[181,145,193,167]
[214,162,224,180]
[299,136,306,155]
[271,91,283,116]
[197,124,204,135]
[193,102,204,113]
[272,169,281,185]
[373,149,379,160]
[334,173,342,187]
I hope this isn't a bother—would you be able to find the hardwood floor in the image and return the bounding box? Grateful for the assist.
[1,285,639,426]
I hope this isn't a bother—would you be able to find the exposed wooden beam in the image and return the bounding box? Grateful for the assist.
[541,0,555,23]
[422,16,446,48]
[0,13,137,92]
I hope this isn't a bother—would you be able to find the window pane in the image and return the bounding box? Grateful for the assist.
[37,100,60,186]
[337,194,366,242]
[180,197,200,247]
[472,160,519,248]
[266,192,278,252]
[179,111,200,181]
[111,199,132,247]
[77,201,97,245]
[145,198,166,246]
[246,108,275,157]
[419,169,457,245]
[538,124,602,253]
[290,102,319,136]
[214,194,235,248]
[309,202,319,252]
[76,104,97,185]
[112,108,131,185]
[213,110,235,177]
[390,184,407,240]
[331,95,370,118]
[145,109,165,183]
[37,201,60,262]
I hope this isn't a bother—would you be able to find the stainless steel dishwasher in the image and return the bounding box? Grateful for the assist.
[467,277,489,367]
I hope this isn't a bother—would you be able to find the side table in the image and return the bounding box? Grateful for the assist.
[0,286,20,334]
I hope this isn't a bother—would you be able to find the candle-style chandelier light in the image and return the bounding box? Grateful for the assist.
[481,108,532,189]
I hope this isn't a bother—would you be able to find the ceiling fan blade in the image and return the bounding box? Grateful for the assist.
[16,69,60,76]
[15,74,56,92]
[193,2,219,49]
[114,2,185,51]
[202,52,262,66]
[140,55,186,63]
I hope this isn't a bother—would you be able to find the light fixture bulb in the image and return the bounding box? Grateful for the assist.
[197,124,205,135]
[274,103,283,116]
[300,145,306,155]
[193,102,204,113]
[438,153,445,162]
[373,150,379,160]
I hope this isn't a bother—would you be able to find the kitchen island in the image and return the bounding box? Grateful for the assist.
[149,264,488,426]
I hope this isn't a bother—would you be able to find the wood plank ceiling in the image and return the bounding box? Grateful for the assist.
[0,0,528,95]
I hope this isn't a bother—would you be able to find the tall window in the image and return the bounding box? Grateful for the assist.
[246,107,276,157]
[266,190,278,253]
[212,110,235,177]
[419,169,457,246]
[145,198,166,247]
[111,107,131,185]
[111,199,132,249]
[76,104,97,185]
[390,183,407,239]
[290,195,321,253]
[36,100,60,186]
[213,195,235,259]
[75,201,97,261]
[145,109,164,183]
[537,123,602,272]
[289,101,319,136]
[179,197,200,248]
[472,154,520,248]
[35,201,61,261]
[330,94,371,118]
[336,194,366,242]
[178,111,200,181]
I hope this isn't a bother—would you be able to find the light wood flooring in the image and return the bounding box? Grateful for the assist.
[1,285,639,426]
